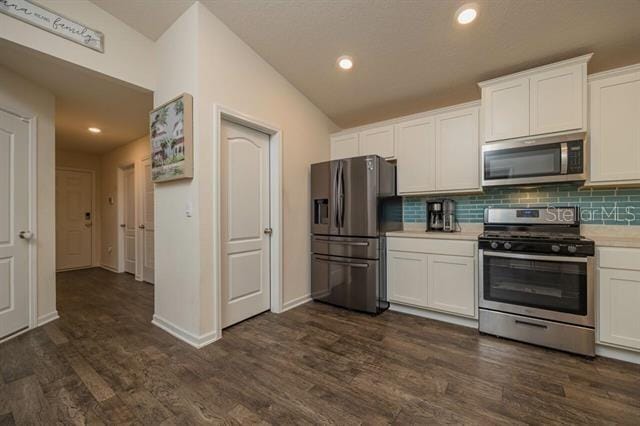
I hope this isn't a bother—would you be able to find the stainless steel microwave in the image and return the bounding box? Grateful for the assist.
[481,132,587,187]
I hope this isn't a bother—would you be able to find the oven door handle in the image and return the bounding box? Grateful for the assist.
[483,251,588,263]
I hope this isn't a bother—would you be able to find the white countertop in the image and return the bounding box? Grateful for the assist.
[388,224,640,248]
[387,223,482,241]
[583,225,640,249]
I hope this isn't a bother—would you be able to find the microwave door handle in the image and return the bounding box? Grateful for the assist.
[560,142,568,175]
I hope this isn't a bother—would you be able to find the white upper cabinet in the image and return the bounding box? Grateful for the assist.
[480,54,591,143]
[589,67,640,184]
[330,133,359,160]
[436,108,480,192]
[396,117,436,194]
[359,125,395,159]
[482,77,530,142]
[530,64,583,135]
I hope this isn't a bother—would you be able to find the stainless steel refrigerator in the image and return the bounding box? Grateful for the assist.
[310,155,402,314]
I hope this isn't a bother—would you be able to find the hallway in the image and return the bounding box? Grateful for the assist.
[1,268,640,424]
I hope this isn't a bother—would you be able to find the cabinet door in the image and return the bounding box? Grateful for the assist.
[387,250,429,307]
[331,134,359,160]
[590,72,640,183]
[482,77,530,142]
[435,107,480,192]
[359,125,395,159]
[530,64,584,135]
[427,255,475,317]
[598,268,640,350]
[395,117,436,194]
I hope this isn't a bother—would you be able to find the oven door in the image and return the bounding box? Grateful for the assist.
[479,250,594,327]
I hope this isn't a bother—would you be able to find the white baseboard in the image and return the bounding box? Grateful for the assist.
[100,264,119,273]
[281,294,312,312]
[596,344,640,365]
[152,314,219,349]
[389,303,479,329]
[37,311,60,326]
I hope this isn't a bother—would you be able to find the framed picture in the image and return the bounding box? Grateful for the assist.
[149,93,193,182]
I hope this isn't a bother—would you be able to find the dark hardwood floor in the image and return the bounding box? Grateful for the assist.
[1,268,639,424]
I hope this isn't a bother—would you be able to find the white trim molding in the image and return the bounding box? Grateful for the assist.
[390,303,479,329]
[596,344,640,365]
[152,315,220,349]
[212,104,284,337]
[588,62,640,82]
[282,294,312,312]
[37,310,60,326]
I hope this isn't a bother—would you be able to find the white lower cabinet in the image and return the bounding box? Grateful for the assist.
[387,237,477,318]
[597,247,640,352]
[428,255,475,317]
[387,251,429,307]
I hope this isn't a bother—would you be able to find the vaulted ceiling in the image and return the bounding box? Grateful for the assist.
[94,0,640,128]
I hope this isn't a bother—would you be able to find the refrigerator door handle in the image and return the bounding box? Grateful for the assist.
[338,161,345,229]
[333,161,340,229]
[314,256,369,268]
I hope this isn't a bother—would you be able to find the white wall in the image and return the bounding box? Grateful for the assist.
[0,65,56,322]
[195,4,337,333]
[152,3,336,343]
[56,150,102,267]
[152,6,202,339]
[99,135,150,273]
[0,0,156,91]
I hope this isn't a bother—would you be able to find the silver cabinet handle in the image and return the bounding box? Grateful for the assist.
[120,224,126,228]
[19,231,33,240]
[264,227,273,235]
[139,224,145,229]
[314,257,368,268]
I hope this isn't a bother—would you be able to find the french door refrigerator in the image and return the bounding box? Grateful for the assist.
[310,155,401,313]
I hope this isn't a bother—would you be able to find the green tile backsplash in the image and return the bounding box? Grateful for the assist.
[403,184,640,225]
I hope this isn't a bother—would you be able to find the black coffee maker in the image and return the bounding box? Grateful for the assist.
[426,199,456,232]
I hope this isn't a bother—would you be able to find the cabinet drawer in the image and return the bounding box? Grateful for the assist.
[388,237,476,257]
[597,247,640,271]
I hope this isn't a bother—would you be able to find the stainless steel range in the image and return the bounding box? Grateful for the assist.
[478,207,595,356]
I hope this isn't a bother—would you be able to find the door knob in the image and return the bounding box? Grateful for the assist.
[139,224,145,229]
[120,224,126,228]
[19,231,33,240]
[263,227,273,235]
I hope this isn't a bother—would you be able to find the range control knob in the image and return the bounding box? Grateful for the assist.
[551,245,561,253]
[490,241,499,249]
[567,245,577,254]
[503,242,512,250]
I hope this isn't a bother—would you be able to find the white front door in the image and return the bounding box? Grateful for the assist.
[0,109,31,339]
[221,119,271,328]
[123,166,136,274]
[56,169,93,270]
[142,159,155,283]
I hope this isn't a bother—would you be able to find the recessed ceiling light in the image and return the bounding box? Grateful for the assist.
[456,4,478,25]
[337,55,354,70]
[88,127,101,134]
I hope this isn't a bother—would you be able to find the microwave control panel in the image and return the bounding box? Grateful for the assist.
[567,141,584,174]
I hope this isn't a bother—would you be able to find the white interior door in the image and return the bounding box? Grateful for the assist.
[0,109,31,339]
[221,119,271,328]
[56,169,93,270]
[123,166,136,274]
[142,159,155,283]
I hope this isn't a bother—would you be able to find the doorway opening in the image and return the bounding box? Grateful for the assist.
[0,38,155,340]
